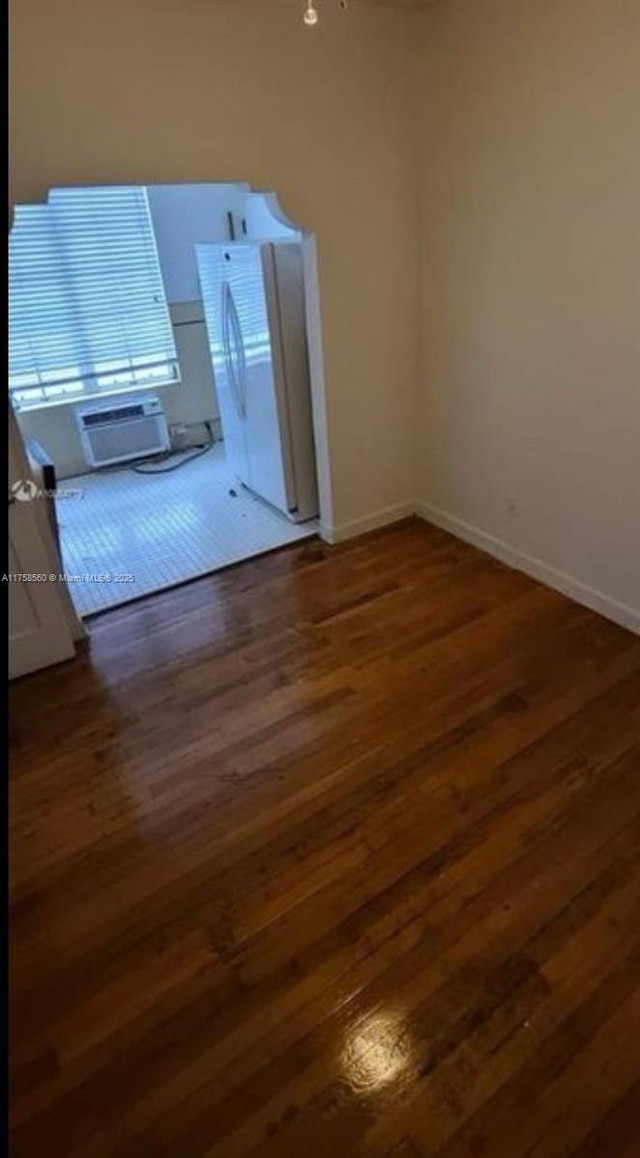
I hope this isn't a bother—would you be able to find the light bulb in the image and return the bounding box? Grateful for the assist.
[303,4,319,26]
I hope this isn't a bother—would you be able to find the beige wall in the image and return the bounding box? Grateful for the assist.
[9,0,639,626]
[9,0,419,534]
[415,0,640,627]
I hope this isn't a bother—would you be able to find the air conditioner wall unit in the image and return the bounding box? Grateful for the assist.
[74,396,170,468]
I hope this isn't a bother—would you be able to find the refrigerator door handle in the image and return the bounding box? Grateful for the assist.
[221,282,247,420]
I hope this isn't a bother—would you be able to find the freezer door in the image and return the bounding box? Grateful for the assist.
[224,245,293,514]
[221,282,247,421]
[196,244,249,488]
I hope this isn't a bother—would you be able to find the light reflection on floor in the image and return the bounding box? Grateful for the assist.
[341,1010,414,1096]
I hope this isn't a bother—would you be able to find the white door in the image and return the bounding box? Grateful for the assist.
[8,409,76,680]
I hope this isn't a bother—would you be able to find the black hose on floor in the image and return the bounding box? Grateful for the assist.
[130,421,216,475]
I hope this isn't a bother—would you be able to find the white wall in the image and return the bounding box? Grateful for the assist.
[244,192,300,241]
[415,0,640,630]
[8,0,419,534]
[18,300,219,478]
[146,183,247,302]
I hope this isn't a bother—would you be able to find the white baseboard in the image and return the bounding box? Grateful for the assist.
[320,502,415,545]
[415,501,640,637]
[316,497,639,636]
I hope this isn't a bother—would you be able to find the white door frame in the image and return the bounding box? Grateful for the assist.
[8,404,80,680]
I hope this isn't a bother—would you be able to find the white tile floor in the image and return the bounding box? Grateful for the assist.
[56,443,317,617]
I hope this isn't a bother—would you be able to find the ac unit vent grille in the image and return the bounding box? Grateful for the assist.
[82,404,147,427]
[75,396,170,468]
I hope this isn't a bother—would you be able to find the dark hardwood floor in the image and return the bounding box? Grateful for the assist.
[8,518,640,1157]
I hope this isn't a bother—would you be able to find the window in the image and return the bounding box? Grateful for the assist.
[8,186,179,410]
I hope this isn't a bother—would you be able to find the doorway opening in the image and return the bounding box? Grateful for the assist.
[9,182,327,617]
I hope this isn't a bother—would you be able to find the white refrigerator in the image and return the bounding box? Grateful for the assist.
[196,241,319,522]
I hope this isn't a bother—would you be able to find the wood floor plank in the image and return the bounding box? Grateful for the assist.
[567,1077,640,1158]
[9,520,640,1157]
[429,983,640,1158]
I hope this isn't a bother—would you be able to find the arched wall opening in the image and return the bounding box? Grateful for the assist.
[8,0,419,549]
[9,181,335,540]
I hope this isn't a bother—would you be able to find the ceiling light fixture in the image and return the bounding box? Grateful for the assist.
[303,1,348,28]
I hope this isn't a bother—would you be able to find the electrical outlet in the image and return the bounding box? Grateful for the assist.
[169,423,189,451]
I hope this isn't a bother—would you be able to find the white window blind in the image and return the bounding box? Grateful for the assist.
[8,186,179,409]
